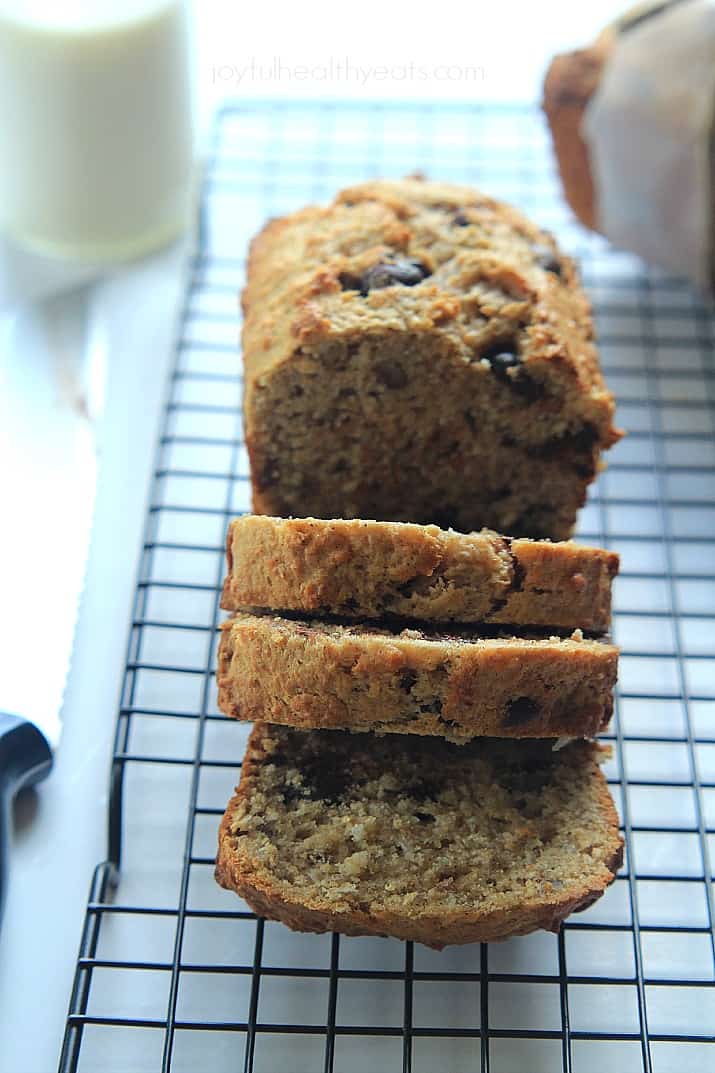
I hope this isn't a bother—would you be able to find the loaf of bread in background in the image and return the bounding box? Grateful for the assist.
[543,2,715,292]
[542,26,614,230]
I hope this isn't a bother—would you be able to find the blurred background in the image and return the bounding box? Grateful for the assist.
[193,2,627,122]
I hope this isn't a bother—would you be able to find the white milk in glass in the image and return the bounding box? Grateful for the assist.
[0,0,195,260]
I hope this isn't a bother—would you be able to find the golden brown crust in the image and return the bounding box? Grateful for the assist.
[242,178,621,541]
[215,869,615,947]
[215,724,624,948]
[217,612,618,741]
[221,515,618,631]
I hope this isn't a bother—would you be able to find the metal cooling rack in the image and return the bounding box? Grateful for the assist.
[59,101,715,1073]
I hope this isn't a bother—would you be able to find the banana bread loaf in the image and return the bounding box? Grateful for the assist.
[221,515,619,631]
[215,723,624,947]
[241,177,620,540]
[543,1,715,292]
[217,613,617,742]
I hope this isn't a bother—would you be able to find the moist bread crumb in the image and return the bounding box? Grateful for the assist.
[215,723,624,947]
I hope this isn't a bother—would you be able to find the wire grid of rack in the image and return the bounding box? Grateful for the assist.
[59,101,715,1073]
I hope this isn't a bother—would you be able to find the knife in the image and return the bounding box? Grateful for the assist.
[0,288,103,924]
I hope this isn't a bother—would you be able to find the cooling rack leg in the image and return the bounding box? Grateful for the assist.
[107,758,125,870]
[58,861,118,1073]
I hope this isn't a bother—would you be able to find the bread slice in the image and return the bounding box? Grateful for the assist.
[242,177,621,541]
[217,613,617,742]
[216,723,623,947]
[221,515,618,632]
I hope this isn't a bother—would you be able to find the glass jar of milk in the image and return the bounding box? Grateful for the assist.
[0,0,195,261]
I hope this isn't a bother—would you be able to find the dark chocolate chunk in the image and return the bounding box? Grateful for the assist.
[533,244,563,277]
[482,343,543,403]
[298,755,351,805]
[399,670,418,693]
[362,258,431,293]
[340,259,431,296]
[407,778,442,802]
[280,784,304,806]
[452,210,471,227]
[511,557,526,593]
[488,539,525,617]
[482,343,522,379]
[338,271,364,293]
[437,715,459,729]
[419,698,443,715]
[568,424,599,452]
[504,537,526,593]
[397,572,439,599]
[375,362,408,389]
[504,697,540,728]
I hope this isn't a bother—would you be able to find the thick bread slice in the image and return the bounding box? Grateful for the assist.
[215,723,624,948]
[221,515,618,632]
[217,613,618,742]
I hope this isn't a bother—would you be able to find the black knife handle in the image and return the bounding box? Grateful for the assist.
[0,712,53,926]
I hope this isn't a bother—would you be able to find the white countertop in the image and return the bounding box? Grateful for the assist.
[0,244,189,1073]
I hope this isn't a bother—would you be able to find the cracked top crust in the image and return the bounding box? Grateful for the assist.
[221,515,619,632]
[242,177,620,449]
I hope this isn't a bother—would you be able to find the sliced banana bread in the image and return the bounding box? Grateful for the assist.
[242,177,620,540]
[217,613,617,742]
[221,515,618,632]
[216,723,623,947]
